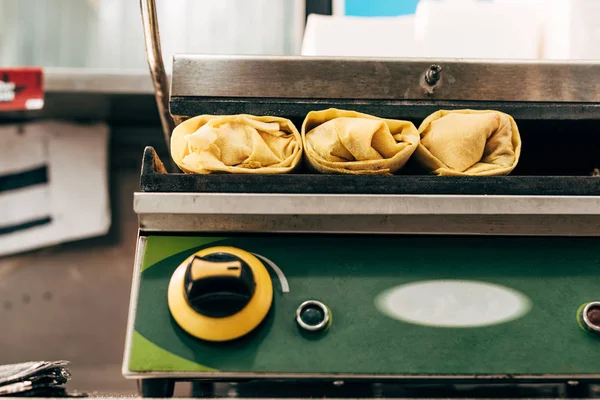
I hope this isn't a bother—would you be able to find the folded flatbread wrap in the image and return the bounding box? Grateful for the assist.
[301,109,419,175]
[171,114,302,174]
[414,110,521,176]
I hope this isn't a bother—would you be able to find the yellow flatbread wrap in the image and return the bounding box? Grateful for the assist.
[414,109,522,176]
[301,109,420,175]
[170,114,302,174]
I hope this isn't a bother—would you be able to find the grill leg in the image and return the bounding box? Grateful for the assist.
[566,381,591,398]
[138,379,175,398]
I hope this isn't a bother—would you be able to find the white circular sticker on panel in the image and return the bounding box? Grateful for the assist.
[375,280,531,328]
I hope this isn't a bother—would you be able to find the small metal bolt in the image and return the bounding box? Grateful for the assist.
[296,300,331,332]
[425,64,443,86]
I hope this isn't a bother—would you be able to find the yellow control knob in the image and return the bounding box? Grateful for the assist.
[168,246,273,342]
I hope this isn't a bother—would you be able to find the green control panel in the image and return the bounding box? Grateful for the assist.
[124,235,600,378]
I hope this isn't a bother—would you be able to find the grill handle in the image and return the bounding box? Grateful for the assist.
[140,0,181,171]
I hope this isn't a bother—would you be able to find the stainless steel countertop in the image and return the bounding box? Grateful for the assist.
[44,68,155,94]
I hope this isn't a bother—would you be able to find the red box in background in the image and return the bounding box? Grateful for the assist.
[0,68,44,111]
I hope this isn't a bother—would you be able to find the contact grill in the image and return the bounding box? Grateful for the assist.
[124,1,600,398]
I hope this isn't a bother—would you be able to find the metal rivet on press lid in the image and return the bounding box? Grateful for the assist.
[425,64,443,86]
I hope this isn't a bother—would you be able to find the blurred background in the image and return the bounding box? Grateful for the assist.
[2,0,600,69]
[0,0,302,69]
[0,0,599,396]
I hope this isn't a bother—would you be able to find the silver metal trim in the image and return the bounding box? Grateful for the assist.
[582,302,600,333]
[295,300,330,332]
[137,213,600,236]
[122,234,147,378]
[171,55,600,103]
[134,193,600,216]
[122,370,600,380]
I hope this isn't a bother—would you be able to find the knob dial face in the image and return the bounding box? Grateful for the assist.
[184,253,256,318]
[168,246,273,342]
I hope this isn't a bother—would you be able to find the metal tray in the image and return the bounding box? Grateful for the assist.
[140,147,600,196]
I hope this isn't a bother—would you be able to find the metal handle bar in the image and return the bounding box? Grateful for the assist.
[140,0,183,160]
